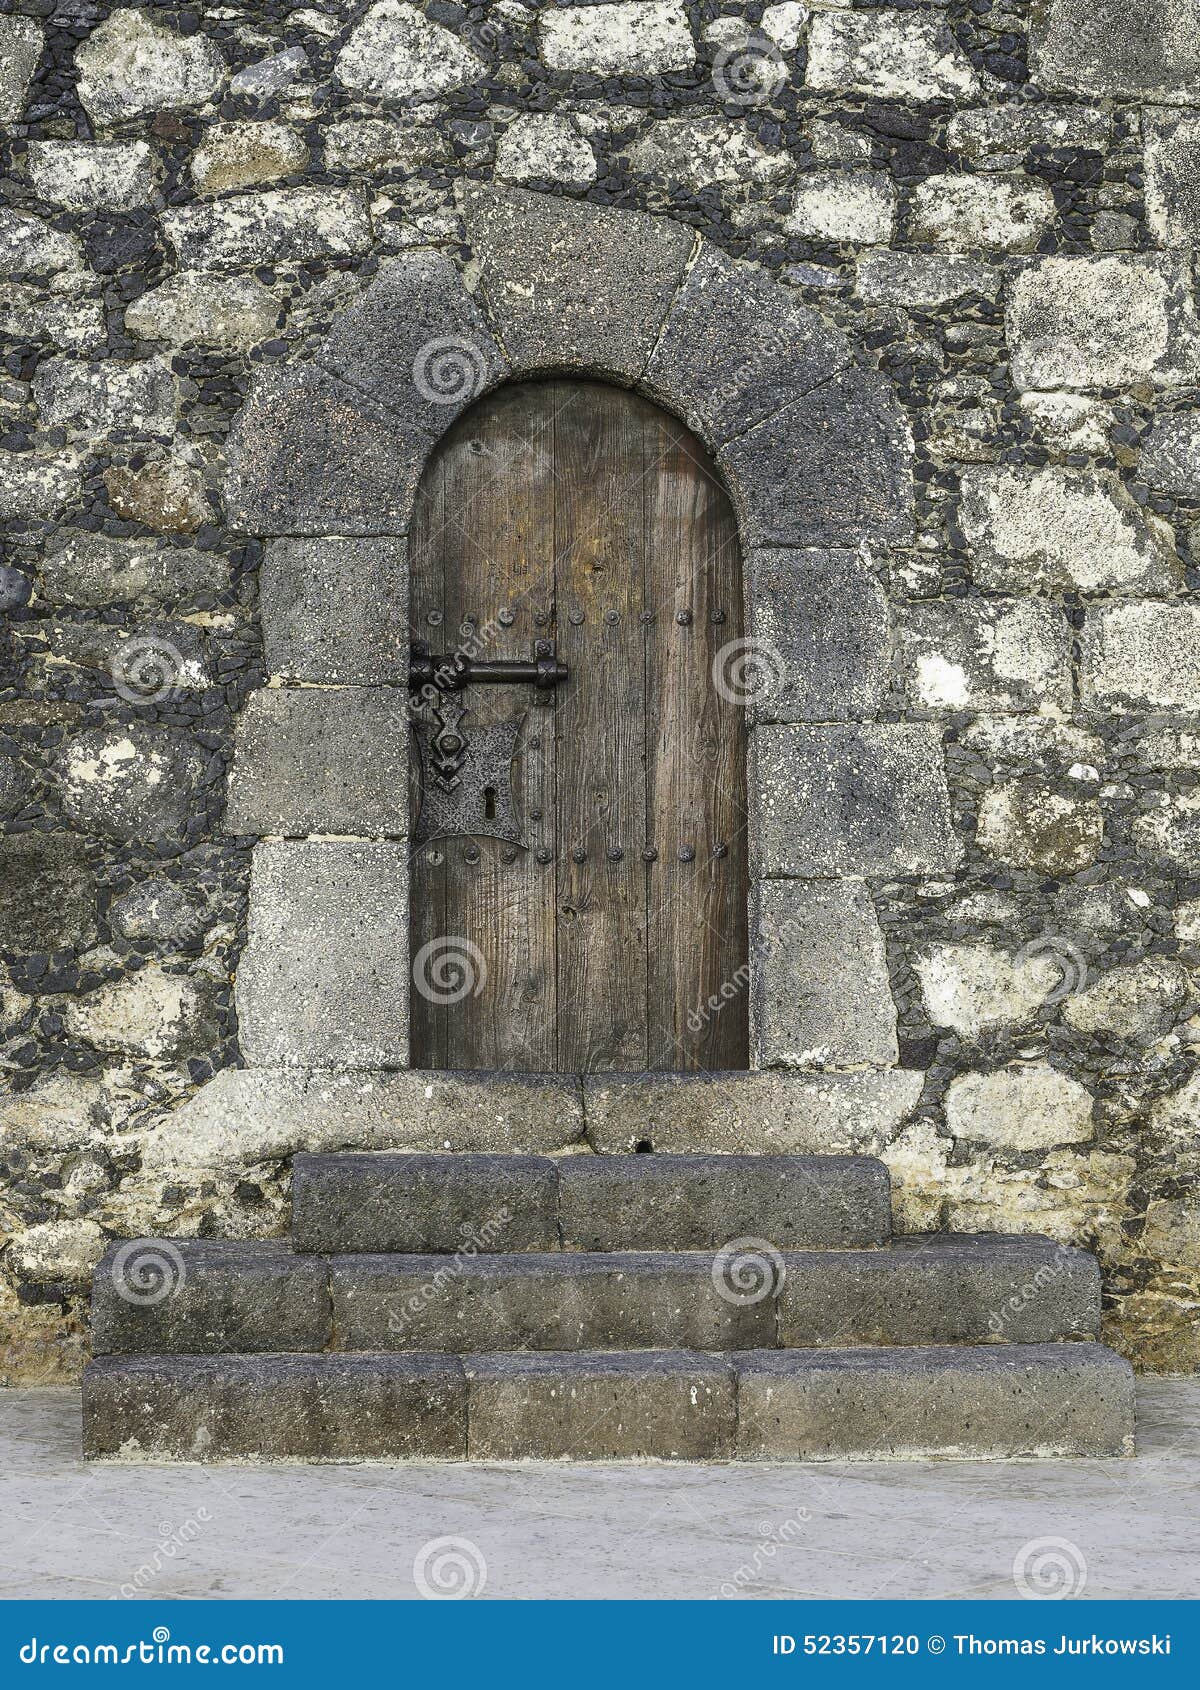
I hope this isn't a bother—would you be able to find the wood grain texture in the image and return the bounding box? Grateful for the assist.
[409,381,748,1073]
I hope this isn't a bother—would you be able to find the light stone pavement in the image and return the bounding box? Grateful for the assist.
[0,1382,1195,1601]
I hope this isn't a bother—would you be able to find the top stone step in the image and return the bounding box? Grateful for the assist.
[291,1152,892,1254]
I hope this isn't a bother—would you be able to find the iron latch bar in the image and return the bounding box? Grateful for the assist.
[408,640,568,692]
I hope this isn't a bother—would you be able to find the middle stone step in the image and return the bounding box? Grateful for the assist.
[290,1151,893,1252]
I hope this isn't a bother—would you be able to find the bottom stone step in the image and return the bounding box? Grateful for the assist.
[738,1344,1135,1461]
[83,1344,1134,1464]
[83,1353,466,1463]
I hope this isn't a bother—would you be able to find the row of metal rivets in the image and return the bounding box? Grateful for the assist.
[423,609,728,627]
[430,845,727,865]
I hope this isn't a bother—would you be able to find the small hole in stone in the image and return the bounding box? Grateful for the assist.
[635,1139,652,1154]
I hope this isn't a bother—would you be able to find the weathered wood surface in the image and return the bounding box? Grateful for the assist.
[409,380,748,1073]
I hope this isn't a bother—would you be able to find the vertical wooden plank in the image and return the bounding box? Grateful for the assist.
[407,440,448,1071]
[553,384,650,1073]
[409,386,559,1071]
[642,405,750,1071]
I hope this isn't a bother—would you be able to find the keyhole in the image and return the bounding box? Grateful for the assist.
[483,785,497,821]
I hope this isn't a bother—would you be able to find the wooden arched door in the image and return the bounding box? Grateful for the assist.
[408,381,748,1074]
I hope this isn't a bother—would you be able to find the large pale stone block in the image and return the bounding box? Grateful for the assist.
[787,171,895,244]
[190,121,309,195]
[751,879,898,1069]
[1062,959,1187,1044]
[0,15,42,123]
[627,116,787,190]
[0,209,79,276]
[960,467,1179,594]
[1081,603,1200,711]
[806,11,982,100]
[142,1067,584,1170]
[1031,0,1200,101]
[746,548,888,721]
[32,355,175,439]
[754,723,960,876]
[976,779,1103,876]
[539,2,695,74]
[1145,109,1200,245]
[497,113,597,190]
[908,175,1055,253]
[64,963,216,1061]
[945,105,1110,162]
[126,274,279,350]
[236,841,410,1068]
[225,687,411,837]
[895,599,1071,712]
[163,189,371,272]
[463,184,693,381]
[335,1,485,101]
[945,1063,1094,1150]
[75,8,225,128]
[260,537,407,683]
[914,944,1059,1040]
[1006,254,1199,390]
[27,140,157,210]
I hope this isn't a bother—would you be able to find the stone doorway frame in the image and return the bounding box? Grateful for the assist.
[181,185,960,1167]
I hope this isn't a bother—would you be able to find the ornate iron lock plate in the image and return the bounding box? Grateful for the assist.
[409,640,568,845]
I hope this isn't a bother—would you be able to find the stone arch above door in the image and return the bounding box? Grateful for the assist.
[218,185,958,1125]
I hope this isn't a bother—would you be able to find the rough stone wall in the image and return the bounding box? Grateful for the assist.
[1,0,1199,1380]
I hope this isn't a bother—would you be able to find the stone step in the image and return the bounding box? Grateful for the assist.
[90,1240,331,1356]
[330,1252,776,1352]
[84,1352,466,1462]
[291,1150,892,1253]
[87,1234,1098,1354]
[82,1343,1135,1462]
[556,1153,891,1250]
[737,1344,1135,1461]
[780,1234,1101,1348]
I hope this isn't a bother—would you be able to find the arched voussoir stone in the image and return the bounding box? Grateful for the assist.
[223,363,431,537]
[461,182,695,380]
[718,365,916,549]
[641,241,853,447]
[314,249,509,434]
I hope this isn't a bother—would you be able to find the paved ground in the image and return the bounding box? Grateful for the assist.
[0,1382,1195,1600]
